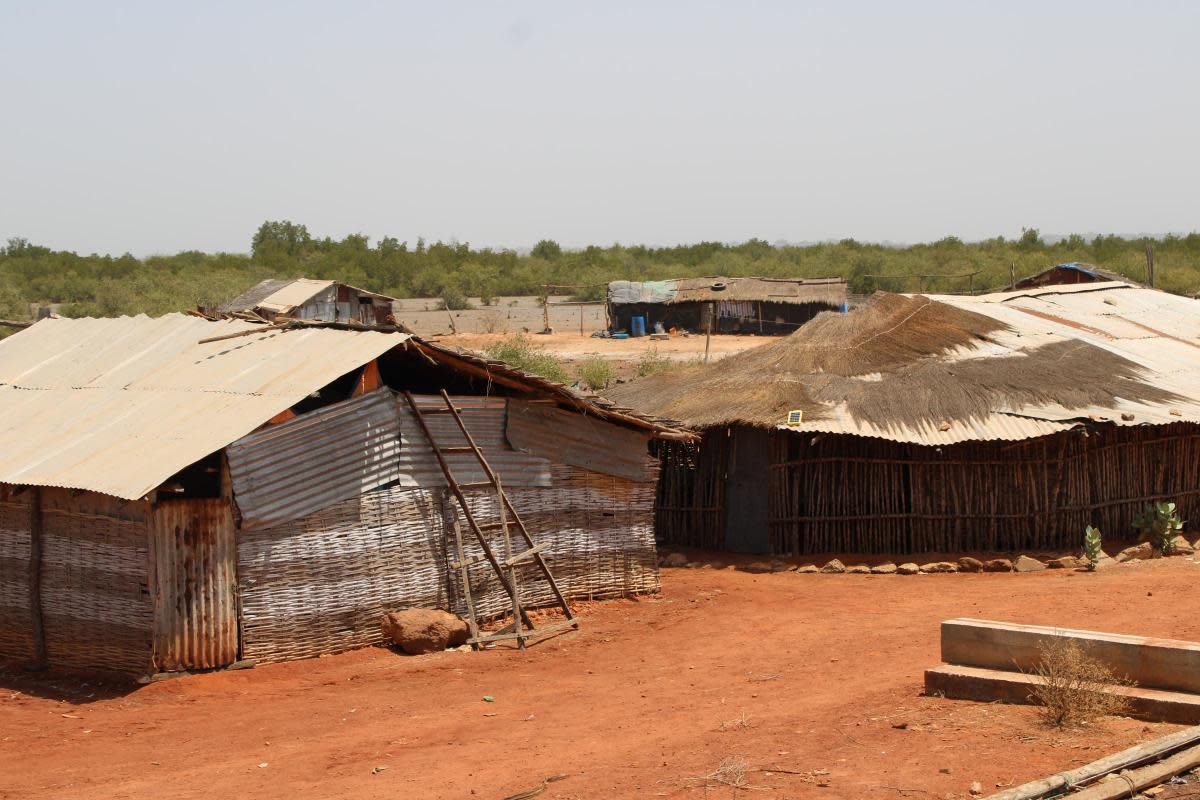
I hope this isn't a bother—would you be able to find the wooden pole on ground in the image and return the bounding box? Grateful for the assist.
[704,302,713,364]
[981,724,1200,800]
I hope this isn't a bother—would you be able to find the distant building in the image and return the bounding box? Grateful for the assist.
[1013,262,1139,291]
[606,276,847,336]
[218,278,397,324]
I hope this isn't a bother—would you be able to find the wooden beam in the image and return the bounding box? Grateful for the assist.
[27,487,47,669]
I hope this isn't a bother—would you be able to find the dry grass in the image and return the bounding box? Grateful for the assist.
[1027,636,1134,727]
[718,711,752,732]
[695,756,756,792]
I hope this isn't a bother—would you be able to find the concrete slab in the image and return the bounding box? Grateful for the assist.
[941,618,1200,694]
[924,664,1200,724]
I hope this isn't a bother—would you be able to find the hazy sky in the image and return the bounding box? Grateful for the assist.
[2,1,1197,255]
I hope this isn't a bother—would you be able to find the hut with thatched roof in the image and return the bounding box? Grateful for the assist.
[605,282,1200,556]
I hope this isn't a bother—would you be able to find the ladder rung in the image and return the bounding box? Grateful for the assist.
[452,555,487,570]
[438,445,476,453]
[503,543,548,567]
[478,520,508,531]
[416,406,459,414]
[459,481,495,490]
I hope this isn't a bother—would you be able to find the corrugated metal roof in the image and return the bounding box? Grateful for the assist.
[227,389,403,529]
[256,278,336,313]
[217,279,294,314]
[0,314,409,500]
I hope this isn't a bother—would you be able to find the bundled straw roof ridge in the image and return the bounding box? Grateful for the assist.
[604,292,1179,432]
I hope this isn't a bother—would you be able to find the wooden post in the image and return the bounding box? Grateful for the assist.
[757,301,763,334]
[1146,242,1156,287]
[27,487,47,669]
[1010,261,1016,289]
[704,302,714,364]
[542,287,551,334]
[579,304,584,337]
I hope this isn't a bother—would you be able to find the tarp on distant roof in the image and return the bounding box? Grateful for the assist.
[607,276,846,307]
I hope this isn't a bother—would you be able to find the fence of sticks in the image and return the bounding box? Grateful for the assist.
[654,422,1200,556]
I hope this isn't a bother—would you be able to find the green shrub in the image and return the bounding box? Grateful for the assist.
[483,335,571,384]
[576,357,613,391]
[1133,501,1184,554]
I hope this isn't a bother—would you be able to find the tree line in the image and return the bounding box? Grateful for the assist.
[2,221,1198,329]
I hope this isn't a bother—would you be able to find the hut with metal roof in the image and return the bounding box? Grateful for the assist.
[1013,262,1140,290]
[0,315,684,677]
[606,276,847,336]
[605,282,1200,556]
[217,278,397,324]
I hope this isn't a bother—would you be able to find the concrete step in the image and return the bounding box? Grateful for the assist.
[925,664,1200,724]
[941,618,1200,694]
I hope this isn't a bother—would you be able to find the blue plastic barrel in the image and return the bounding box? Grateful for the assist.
[631,315,646,337]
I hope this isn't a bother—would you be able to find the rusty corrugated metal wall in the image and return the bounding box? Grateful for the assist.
[395,395,551,488]
[149,498,238,671]
[227,389,403,530]
[507,400,656,483]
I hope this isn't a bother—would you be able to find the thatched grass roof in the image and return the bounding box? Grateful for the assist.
[603,292,1180,436]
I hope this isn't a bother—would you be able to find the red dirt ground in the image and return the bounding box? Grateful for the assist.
[3,555,1198,800]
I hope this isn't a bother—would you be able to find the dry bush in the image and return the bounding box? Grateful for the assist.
[1027,636,1134,727]
[478,308,507,334]
[696,756,754,791]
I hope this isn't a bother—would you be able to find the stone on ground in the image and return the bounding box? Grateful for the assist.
[846,564,870,574]
[920,561,958,574]
[983,558,1013,572]
[1116,542,1155,563]
[957,557,984,573]
[661,552,689,568]
[381,609,470,655]
[1168,535,1193,556]
[871,562,898,574]
[1048,555,1082,569]
[796,564,819,574]
[1013,555,1046,573]
[897,562,920,575]
[820,559,846,574]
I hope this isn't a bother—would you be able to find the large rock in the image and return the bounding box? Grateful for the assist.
[983,558,1013,572]
[920,561,958,574]
[381,609,470,655]
[1116,542,1155,563]
[871,562,898,575]
[1013,555,1046,573]
[897,562,920,575]
[1048,555,1082,569]
[1168,535,1193,556]
[796,564,819,574]
[846,564,870,574]
[820,559,846,574]
[957,557,984,573]
[661,552,689,568]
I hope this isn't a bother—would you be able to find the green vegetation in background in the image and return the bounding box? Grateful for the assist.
[1,222,1199,322]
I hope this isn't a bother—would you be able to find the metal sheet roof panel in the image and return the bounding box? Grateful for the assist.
[0,314,409,499]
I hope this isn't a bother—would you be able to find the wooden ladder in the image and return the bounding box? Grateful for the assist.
[402,390,577,649]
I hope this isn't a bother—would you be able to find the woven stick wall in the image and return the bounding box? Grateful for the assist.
[37,489,153,674]
[0,493,33,661]
[769,422,1200,556]
[238,460,661,664]
[452,461,662,622]
[238,486,452,664]
[652,435,729,549]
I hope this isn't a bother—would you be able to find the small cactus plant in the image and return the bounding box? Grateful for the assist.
[1133,501,1184,555]
[1082,525,1103,571]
